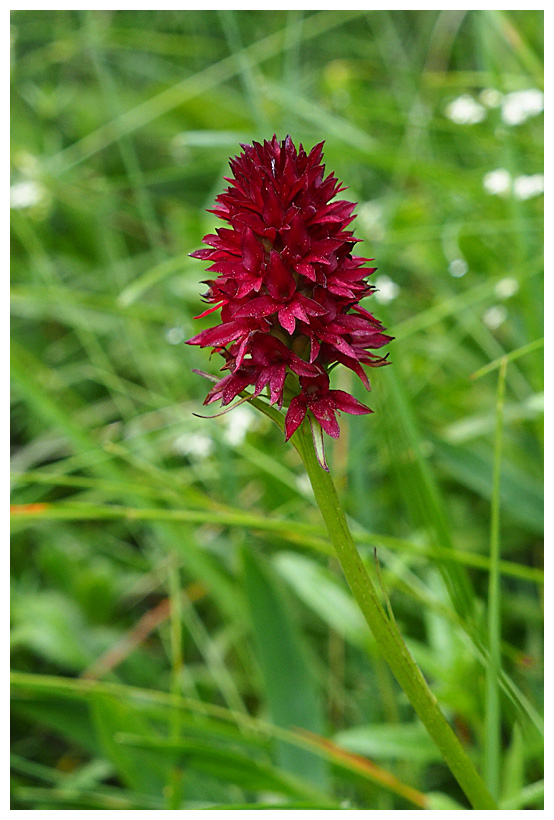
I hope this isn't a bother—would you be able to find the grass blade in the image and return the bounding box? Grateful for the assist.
[483,357,507,799]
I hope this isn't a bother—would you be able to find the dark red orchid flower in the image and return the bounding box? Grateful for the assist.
[187,135,392,467]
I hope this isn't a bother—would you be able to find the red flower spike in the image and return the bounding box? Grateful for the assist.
[187,136,392,461]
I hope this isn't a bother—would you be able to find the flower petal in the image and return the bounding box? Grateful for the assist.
[330,390,373,415]
[284,396,307,441]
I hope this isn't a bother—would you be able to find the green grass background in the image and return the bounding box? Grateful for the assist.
[11,9,543,810]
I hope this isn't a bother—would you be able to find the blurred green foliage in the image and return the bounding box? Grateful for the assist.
[11,10,543,810]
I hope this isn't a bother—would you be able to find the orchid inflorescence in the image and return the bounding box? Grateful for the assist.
[187,135,392,465]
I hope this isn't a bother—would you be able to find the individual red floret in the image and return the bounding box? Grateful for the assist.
[284,374,373,441]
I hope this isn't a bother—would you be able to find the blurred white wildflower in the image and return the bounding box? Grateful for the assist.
[483,168,511,196]
[445,95,486,125]
[501,89,543,126]
[480,88,502,108]
[173,431,213,459]
[513,174,544,200]
[483,305,507,330]
[222,405,254,446]
[448,258,468,278]
[495,277,519,300]
[165,326,185,345]
[374,275,399,304]
[10,179,45,209]
[357,201,384,241]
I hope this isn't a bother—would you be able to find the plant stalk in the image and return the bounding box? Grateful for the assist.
[292,421,497,810]
[484,357,507,799]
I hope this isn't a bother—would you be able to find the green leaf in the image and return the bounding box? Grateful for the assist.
[90,694,168,795]
[435,442,543,534]
[501,724,525,804]
[426,792,466,809]
[335,722,443,763]
[242,548,328,788]
[11,591,95,671]
[12,697,98,754]
[117,734,330,804]
[11,786,165,810]
[273,551,368,646]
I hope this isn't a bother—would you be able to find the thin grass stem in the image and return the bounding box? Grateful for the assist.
[166,555,184,809]
[484,357,508,799]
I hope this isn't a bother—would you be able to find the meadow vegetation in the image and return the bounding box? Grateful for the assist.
[11,10,543,809]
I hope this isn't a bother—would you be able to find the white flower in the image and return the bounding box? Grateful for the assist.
[173,431,213,459]
[501,89,544,126]
[483,168,512,196]
[445,95,486,125]
[358,201,384,240]
[373,275,399,304]
[483,305,507,330]
[165,327,185,345]
[513,174,544,200]
[495,277,519,300]
[222,405,254,446]
[448,259,468,278]
[10,180,45,209]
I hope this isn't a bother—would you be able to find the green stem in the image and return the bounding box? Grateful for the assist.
[484,357,507,799]
[166,556,184,809]
[292,421,497,810]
